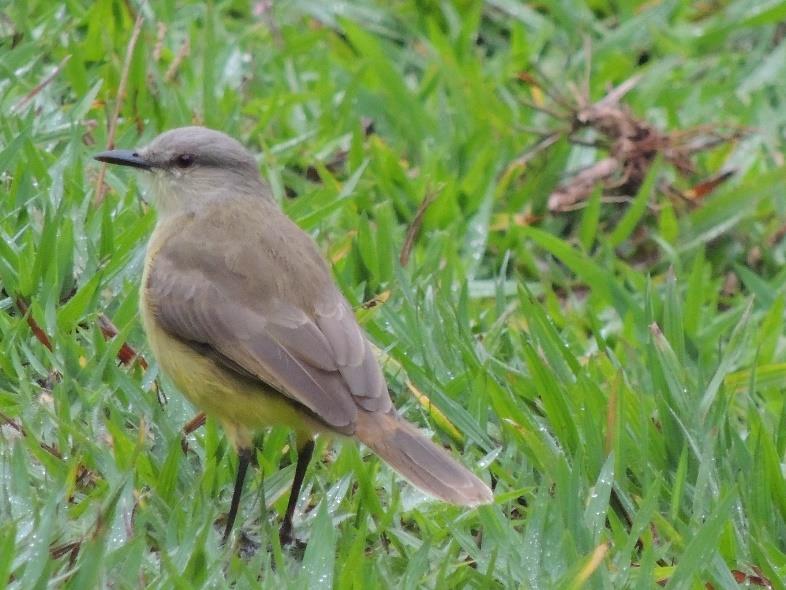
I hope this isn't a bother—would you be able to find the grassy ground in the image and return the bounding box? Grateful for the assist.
[2,0,786,588]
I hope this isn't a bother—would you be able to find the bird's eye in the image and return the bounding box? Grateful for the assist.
[175,153,195,168]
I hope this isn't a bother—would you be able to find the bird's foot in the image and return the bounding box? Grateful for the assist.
[279,522,293,546]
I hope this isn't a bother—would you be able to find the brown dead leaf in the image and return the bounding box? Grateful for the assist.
[548,158,618,212]
[513,69,748,216]
[682,169,735,201]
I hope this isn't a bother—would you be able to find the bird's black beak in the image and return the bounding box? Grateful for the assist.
[94,149,152,170]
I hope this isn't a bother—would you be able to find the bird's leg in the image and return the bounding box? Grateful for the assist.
[279,439,315,545]
[223,446,253,544]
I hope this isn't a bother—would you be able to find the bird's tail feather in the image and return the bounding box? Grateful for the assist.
[355,411,493,507]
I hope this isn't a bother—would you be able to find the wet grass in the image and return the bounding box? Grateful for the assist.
[2,1,786,587]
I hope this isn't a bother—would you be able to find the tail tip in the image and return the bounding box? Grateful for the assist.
[459,480,494,507]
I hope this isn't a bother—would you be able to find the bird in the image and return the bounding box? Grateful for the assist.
[94,126,493,544]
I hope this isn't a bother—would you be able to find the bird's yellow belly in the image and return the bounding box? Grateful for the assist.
[140,294,321,448]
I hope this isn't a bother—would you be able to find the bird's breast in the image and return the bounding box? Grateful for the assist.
[139,220,326,443]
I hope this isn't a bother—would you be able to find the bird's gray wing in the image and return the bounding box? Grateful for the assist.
[146,222,390,433]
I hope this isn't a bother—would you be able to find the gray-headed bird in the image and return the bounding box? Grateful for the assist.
[95,127,492,544]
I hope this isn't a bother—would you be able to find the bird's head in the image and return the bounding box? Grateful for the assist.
[95,126,263,215]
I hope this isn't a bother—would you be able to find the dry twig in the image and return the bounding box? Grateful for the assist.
[180,412,207,453]
[400,184,443,267]
[97,313,148,370]
[164,39,190,82]
[0,410,62,459]
[12,55,71,113]
[15,297,53,351]
[95,14,145,204]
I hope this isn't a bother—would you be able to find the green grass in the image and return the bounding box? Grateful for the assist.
[2,0,786,588]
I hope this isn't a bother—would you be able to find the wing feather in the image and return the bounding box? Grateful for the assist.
[146,210,390,431]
